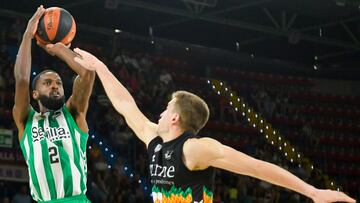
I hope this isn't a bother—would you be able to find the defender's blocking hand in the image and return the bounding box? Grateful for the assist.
[73,48,105,71]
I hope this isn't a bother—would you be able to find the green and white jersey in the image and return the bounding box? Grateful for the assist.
[19,106,88,202]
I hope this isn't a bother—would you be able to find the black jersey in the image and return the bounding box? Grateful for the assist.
[147,131,215,203]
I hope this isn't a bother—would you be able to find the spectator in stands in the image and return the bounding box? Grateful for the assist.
[0,181,10,203]
[0,71,5,89]
[11,185,31,203]
[159,69,172,86]
[7,18,25,45]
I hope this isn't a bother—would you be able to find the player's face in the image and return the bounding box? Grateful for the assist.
[33,72,65,110]
[157,98,177,135]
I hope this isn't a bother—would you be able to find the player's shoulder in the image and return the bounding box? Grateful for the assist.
[183,137,215,155]
[144,121,159,147]
[183,137,222,170]
[184,137,224,159]
[185,136,219,147]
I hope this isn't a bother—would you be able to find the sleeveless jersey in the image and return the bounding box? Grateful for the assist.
[148,131,215,203]
[19,106,88,202]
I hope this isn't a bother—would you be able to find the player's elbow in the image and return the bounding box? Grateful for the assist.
[86,69,96,78]
[79,70,96,81]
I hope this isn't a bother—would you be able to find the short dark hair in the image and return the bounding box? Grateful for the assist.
[31,69,58,90]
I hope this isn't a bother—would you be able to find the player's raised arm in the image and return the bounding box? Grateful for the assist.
[38,43,95,132]
[13,5,45,138]
[73,48,158,146]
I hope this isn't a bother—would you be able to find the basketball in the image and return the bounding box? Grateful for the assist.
[35,7,76,45]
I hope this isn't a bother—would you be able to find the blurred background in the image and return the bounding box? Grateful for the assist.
[0,0,359,202]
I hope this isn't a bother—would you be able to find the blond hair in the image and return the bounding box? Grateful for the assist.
[172,90,209,134]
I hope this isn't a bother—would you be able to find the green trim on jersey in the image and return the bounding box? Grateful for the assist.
[38,118,58,199]
[20,108,43,201]
[62,107,87,194]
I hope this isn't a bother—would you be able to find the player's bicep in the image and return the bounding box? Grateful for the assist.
[209,143,260,177]
[186,137,260,176]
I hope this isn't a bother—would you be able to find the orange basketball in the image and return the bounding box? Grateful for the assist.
[35,7,76,45]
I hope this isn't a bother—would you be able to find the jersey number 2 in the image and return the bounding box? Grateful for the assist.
[48,147,60,164]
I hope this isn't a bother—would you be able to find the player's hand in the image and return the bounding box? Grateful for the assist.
[24,5,45,39]
[311,189,356,203]
[37,42,69,56]
[73,48,104,71]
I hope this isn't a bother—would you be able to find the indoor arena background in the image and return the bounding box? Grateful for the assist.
[0,0,359,202]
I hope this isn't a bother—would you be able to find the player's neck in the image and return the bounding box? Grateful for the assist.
[39,103,51,113]
[161,127,184,143]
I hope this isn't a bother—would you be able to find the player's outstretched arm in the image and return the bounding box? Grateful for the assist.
[13,5,45,138]
[73,48,157,146]
[183,138,356,203]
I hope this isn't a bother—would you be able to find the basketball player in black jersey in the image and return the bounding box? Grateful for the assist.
[73,49,355,203]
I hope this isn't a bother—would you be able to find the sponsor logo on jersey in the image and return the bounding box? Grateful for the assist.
[154,144,162,153]
[164,150,174,160]
[31,126,70,142]
[149,164,175,178]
